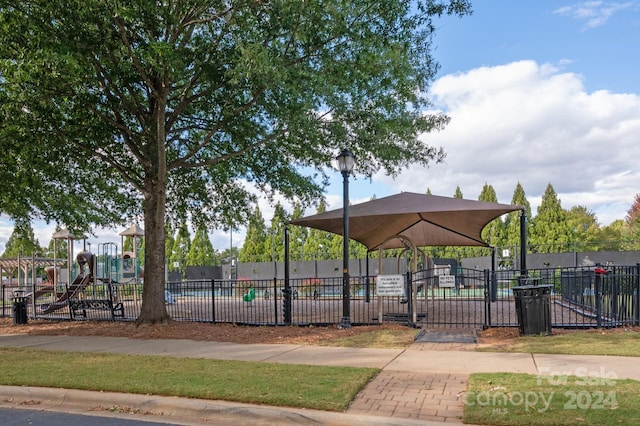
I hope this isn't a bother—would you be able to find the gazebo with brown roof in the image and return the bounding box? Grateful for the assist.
[290,192,527,323]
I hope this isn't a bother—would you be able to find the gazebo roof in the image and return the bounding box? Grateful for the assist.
[291,192,522,250]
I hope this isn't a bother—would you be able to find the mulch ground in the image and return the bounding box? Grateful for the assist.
[0,318,411,345]
[2,318,637,348]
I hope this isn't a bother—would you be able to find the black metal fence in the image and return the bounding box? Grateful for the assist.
[2,265,639,329]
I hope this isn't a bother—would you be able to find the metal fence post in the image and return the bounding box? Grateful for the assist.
[484,269,491,328]
[406,271,413,326]
[636,264,640,326]
[273,277,278,325]
[595,272,602,328]
[283,225,292,324]
[210,279,216,323]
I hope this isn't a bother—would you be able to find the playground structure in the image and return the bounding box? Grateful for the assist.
[0,225,145,319]
[40,251,95,314]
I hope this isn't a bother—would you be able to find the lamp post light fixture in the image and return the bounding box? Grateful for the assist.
[337,149,355,329]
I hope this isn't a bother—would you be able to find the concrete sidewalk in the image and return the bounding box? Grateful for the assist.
[0,334,637,425]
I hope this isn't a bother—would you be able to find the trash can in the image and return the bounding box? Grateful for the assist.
[12,291,28,325]
[512,284,552,335]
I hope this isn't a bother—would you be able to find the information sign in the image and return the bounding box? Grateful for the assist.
[438,274,456,288]
[376,274,406,296]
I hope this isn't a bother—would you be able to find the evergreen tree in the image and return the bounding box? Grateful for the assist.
[2,218,42,257]
[328,233,343,260]
[264,203,289,262]
[453,186,463,198]
[2,219,42,278]
[502,182,532,265]
[350,239,368,259]
[303,200,335,260]
[123,237,134,252]
[530,183,572,253]
[164,223,175,265]
[187,225,215,266]
[239,206,268,262]
[46,225,68,259]
[478,183,504,247]
[288,204,309,261]
[503,182,531,249]
[566,206,600,251]
[137,236,146,268]
[170,221,191,274]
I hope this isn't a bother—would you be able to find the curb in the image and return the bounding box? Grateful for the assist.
[0,385,442,425]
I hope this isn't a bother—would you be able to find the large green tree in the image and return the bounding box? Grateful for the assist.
[264,202,289,262]
[164,223,175,262]
[46,225,69,259]
[530,183,572,253]
[0,1,471,323]
[503,182,530,249]
[288,203,308,261]
[1,219,42,278]
[169,221,191,275]
[302,200,334,260]
[623,194,640,249]
[566,205,600,251]
[478,183,503,247]
[238,206,268,262]
[186,224,215,266]
[2,218,42,258]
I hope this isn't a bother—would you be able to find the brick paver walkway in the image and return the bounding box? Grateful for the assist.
[347,342,475,423]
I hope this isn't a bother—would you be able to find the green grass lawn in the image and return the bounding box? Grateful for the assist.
[479,328,640,356]
[465,373,640,425]
[467,328,640,425]
[0,348,377,412]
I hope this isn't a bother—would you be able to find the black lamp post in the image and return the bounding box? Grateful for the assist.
[337,149,355,329]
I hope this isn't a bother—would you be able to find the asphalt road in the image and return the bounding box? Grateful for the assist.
[0,407,182,426]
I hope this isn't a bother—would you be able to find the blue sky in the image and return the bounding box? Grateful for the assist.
[2,1,640,252]
[327,1,640,227]
[435,1,640,94]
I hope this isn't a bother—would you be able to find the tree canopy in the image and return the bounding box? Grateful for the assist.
[0,1,472,322]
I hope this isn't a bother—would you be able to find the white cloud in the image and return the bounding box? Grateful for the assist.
[377,60,640,225]
[4,60,639,252]
[554,1,636,29]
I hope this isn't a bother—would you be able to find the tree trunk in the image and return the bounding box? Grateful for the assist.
[136,184,171,324]
[136,77,170,324]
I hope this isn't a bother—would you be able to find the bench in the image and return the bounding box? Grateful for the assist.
[69,299,125,321]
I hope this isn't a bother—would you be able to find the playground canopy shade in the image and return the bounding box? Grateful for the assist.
[290,192,523,250]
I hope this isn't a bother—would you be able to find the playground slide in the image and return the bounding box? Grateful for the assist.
[243,288,256,302]
[24,287,55,302]
[40,273,93,314]
[24,267,58,301]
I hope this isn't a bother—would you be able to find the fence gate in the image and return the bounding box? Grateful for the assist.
[410,268,488,329]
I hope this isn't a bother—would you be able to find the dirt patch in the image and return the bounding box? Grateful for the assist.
[0,318,411,346]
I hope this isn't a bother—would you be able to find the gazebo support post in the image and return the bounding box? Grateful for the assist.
[283,224,291,324]
[519,210,528,276]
